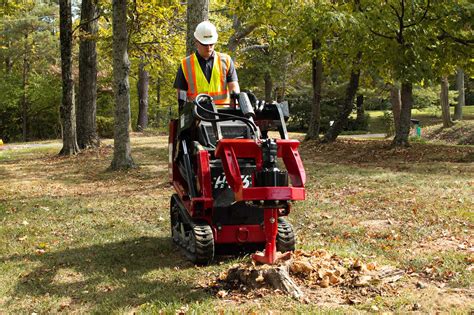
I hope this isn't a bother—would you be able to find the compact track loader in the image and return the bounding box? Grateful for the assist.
[168,92,306,264]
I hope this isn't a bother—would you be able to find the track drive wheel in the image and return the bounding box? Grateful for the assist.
[170,197,214,265]
[189,223,215,265]
[276,217,296,252]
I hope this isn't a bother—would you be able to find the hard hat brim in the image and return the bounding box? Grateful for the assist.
[194,31,218,45]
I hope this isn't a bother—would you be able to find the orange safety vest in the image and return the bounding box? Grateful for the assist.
[181,52,231,106]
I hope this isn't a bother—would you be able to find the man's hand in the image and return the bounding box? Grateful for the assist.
[228,81,240,94]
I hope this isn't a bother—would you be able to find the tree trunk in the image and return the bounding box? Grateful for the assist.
[305,39,323,140]
[264,70,272,103]
[186,0,209,56]
[454,68,464,121]
[59,0,79,155]
[356,94,364,125]
[5,41,12,73]
[277,54,290,102]
[390,84,401,133]
[156,76,162,126]
[77,0,100,149]
[392,82,413,147]
[322,51,362,143]
[110,0,135,170]
[440,76,453,128]
[21,35,29,142]
[136,61,149,131]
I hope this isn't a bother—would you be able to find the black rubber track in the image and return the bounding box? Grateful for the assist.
[170,196,214,265]
[276,217,296,252]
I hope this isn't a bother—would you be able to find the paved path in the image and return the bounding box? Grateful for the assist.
[0,142,62,151]
[343,133,387,139]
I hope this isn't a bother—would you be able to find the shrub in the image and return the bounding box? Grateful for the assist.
[96,116,114,138]
[286,90,369,133]
[413,86,458,109]
[346,113,370,132]
[382,111,395,137]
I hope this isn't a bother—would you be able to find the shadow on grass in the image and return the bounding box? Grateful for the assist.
[3,236,208,310]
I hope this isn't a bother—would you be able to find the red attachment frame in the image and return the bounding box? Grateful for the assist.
[214,139,306,201]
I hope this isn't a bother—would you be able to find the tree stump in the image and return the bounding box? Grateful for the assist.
[225,262,304,300]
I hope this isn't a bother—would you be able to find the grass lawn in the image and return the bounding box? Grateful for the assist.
[366,106,474,133]
[1,135,473,313]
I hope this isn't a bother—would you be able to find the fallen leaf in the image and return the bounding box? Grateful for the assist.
[290,260,313,275]
[319,276,330,288]
[329,273,340,285]
[367,262,377,271]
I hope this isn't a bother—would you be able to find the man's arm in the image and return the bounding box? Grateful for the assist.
[226,57,240,94]
[228,81,240,94]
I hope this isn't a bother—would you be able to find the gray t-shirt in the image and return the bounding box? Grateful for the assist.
[173,51,238,91]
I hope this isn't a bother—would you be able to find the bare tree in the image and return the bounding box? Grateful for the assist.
[392,82,413,147]
[110,0,135,170]
[322,52,362,143]
[77,0,100,149]
[454,69,464,121]
[305,39,323,141]
[440,76,453,128]
[59,0,79,155]
[390,84,402,133]
[21,35,29,142]
[136,60,149,131]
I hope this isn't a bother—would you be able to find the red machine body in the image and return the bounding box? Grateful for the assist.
[168,93,306,264]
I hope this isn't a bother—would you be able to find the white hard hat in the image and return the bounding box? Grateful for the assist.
[194,21,218,45]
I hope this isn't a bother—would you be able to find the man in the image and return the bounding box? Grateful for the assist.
[174,21,240,108]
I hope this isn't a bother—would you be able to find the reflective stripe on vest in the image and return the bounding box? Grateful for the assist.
[181,52,231,106]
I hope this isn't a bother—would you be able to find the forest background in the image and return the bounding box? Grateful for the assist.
[0,0,472,147]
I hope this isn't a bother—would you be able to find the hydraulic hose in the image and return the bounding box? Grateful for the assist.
[193,94,258,135]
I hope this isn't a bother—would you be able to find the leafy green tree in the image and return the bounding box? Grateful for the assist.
[363,0,472,146]
[1,1,59,141]
[455,69,465,121]
[127,0,185,130]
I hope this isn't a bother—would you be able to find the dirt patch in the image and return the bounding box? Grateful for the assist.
[414,236,474,255]
[359,219,398,231]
